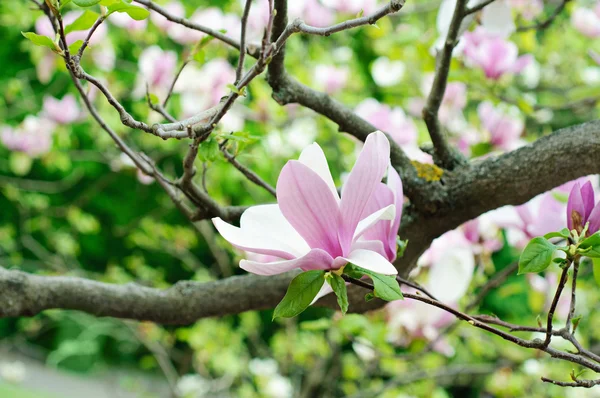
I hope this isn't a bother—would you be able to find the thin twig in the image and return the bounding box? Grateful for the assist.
[517,0,568,32]
[463,0,496,16]
[543,265,570,347]
[236,0,253,83]
[565,257,580,331]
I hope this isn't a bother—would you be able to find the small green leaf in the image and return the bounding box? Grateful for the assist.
[65,10,99,34]
[572,315,582,333]
[73,0,101,6]
[518,237,557,274]
[544,228,570,240]
[592,258,600,287]
[273,270,325,319]
[345,264,403,301]
[197,137,219,162]
[326,273,348,314]
[21,32,59,52]
[68,40,84,54]
[579,233,600,258]
[107,2,150,20]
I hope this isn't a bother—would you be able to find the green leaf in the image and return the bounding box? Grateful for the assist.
[518,237,557,274]
[197,137,219,162]
[273,270,325,319]
[65,10,99,35]
[60,0,73,9]
[544,228,570,240]
[68,40,84,54]
[326,273,348,314]
[107,2,150,20]
[21,32,58,52]
[345,264,403,302]
[579,233,600,258]
[73,0,101,6]
[593,258,600,287]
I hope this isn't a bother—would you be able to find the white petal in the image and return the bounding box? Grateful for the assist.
[481,0,515,38]
[353,204,396,240]
[343,249,398,275]
[298,142,339,202]
[426,246,475,303]
[241,204,311,255]
[311,283,334,305]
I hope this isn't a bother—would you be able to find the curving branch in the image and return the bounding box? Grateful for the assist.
[2,121,600,323]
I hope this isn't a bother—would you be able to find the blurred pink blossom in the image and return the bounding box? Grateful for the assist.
[321,0,379,15]
[571,5,600,38]
[134,46,177,101]
[355,99,417,147]
[463,27,532,80]
[36,11,107,46]
[109,11,148,31]
[477,101,524,151]
[508,0,543,21]
[1,116,54,157]
[42,94,80,124]
[289,0,335,27]
[151,2,185,32]
[314,65,349,93]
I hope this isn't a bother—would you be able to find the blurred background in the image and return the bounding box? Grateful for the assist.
[1,0,600,396]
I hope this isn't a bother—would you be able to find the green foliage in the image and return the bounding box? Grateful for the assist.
[326,272,348,314]
[518,237,557,274]
[345,264,403,301]
[64,10,98,35]
[273,271,325,319]
[579,232,600,258]
[21,32,58,52]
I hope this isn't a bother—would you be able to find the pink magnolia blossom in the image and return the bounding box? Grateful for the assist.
[109,11,148,31]
[133,46,177,100]
[321,0,379,15]
[567,180,600,236]
[176,59,236,115]
[371,57,405,87]
[463,27,532,80]
[571,5,600,38]
[1,116,54,157]
[314,65,349,94]
[289,0,335,27]
[477,101,524,151]
[355,99,418,148]
[388,229,477,355]
[42,94,80,124]
[36,11,107,46]
[508,0,543,21]
[213,131,403,276]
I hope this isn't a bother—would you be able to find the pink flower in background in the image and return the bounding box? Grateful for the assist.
[321,0,379,15]
[371,57,406,87]
[508,0,543,21]
[463,27,532,80]
[1,116,54,157]
[314,65,349,94]
[388,228,478,356]
[133,46,177,100]
[42,95,80,124]
[213,131,402,276]
[151,2,185,32]
[109,11,148,31]
[527,273,571,320]
[36,11,107,46]
[176,59,236,115]
[477,101,524,151]
[290,0,335,27]
[567,181,600,235]
[571,5,600,38]
[355,99,418,148]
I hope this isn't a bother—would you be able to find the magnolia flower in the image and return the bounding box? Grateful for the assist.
[321,0,379,15]
[133,46,177,100]
[463,27,532,80]
[488,192,566,248]
[213,131,402,276]
[371,57,405,87]
[355,99,418,148]
[508,0,543,21]
[314,65,349,94]
[42,94,80,124]
[1,116,54,157]
[477,101,524,151]
[36,11,107,45]
[388,229,476,356]
[176,59,236,115]
[567,180,600,236]
[571,5,600,38]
